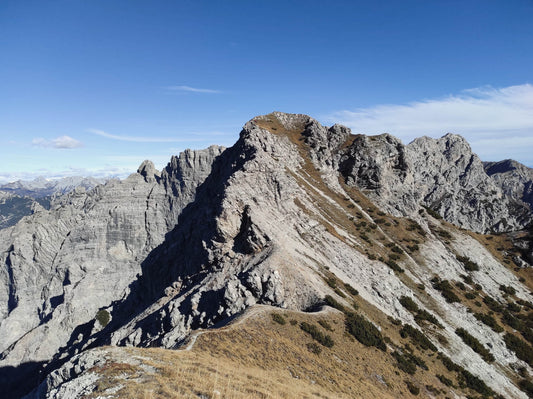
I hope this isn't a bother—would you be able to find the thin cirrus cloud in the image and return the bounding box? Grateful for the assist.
[326,84,533,165]
[32,135,84,149]
[87,129,203,143]
[165,85,221,94]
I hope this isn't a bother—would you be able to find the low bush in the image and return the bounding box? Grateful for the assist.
[324,295,345,312]
[414,309,443,328]
[431,278,461,303]
[502,310,523,330]
[474,313,504,333]
[456,255,480,272]
[399,296,419,312]
[400,324,437,352]
[436,374,454,387]
[405,380,420,395]
[423,206,442,219]
[519,379,533,397]
[300,322,334,348]
[306,342,322,355]
[96,309,110,327]
[465,292,477,300]
[271,313,286,325]
[318,319,333,331]
[334,288,346,298]
[499,284,516,296]
[507,302,522,313]
[483,295,504,312]
[392,351,416,374]
[504,333,533,367]
[455,328,495,363]
[345,313,387,351]
[344,283,359,296]
[386,259,404,273]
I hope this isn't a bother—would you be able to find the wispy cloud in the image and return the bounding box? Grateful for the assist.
[326,84,533,165]
[32,135,84,149]
[87,129,203,143]
[165,85,221,94]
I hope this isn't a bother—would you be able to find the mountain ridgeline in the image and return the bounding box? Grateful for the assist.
[1,112,533,399]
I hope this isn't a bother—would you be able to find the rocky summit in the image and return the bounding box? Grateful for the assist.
[1,112,533,399]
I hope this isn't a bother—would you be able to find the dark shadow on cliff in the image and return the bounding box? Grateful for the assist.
[0,361,46,398]
[76,132,256,351]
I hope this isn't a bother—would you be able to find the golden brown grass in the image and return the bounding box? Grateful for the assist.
[87,304,472,399]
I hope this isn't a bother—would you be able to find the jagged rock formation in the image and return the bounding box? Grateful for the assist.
[1,112,533,398]
[339,133,531,233]
[484,159,533,211]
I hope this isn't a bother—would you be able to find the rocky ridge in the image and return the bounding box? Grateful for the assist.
[1,112,532,398]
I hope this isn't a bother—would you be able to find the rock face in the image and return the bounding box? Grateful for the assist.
[1,112,532,399]
[484,159,533,211]
[339,133,531,233]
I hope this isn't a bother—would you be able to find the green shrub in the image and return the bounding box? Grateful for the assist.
[438,229,452,240]
[306,342,322,355]
[507,302,522,313]
[457,369,494,397]
[483,295,504,312]
[392,351,416,374]
[432,278,461,303]
[436,374,454,387]
[519,379,533,397]
[344,283,359,296]
[96,309,110,327]
[334,288,346,298]
[461,274,474,284]
[474,313,504,333]
[465,292,477,300]
[423,206,442,219]
[407,244,420,253]
[499,284,516,296]
[456,255,480,272]
[502,310,523,330]
[414,309,443,328]
[400,324,437,352]
[290,319,297,326]
[324,295,345,312]
[318,319,333,331]
[405,380,420,395]
[504,333,533,367]
[300,322,334,348]
[455,328,495,363]
[390,245,403,254]
[437,353,461,372]
[386,259,404,273]
[325,276,337,288]
[345,313,386,351]
[271,313,286,325]
[399,296,419,312]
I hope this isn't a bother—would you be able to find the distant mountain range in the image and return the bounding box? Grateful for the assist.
[0,176,108,229]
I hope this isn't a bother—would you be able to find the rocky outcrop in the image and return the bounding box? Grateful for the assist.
[485,159,533,211]
[339,133,532,233]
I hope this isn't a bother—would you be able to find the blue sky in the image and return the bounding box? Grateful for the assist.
[1,0,532,183]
